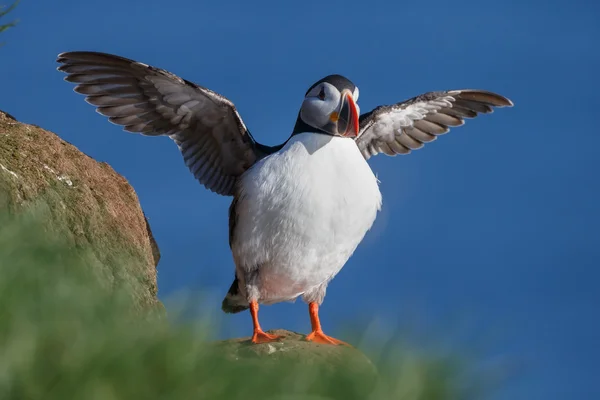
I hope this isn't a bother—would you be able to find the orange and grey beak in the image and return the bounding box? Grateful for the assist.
[328,90,359,138]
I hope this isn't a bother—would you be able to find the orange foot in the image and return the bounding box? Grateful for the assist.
[251,329,283,344]
[306,330,350,346]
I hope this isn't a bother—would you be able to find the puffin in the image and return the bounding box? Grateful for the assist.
[56,51,513,345]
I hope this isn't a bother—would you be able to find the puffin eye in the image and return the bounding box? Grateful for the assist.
[317,86,326,100]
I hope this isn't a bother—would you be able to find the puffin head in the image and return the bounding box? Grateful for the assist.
[292,74,360,138]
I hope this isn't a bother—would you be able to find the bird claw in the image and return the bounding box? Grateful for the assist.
[305,330,350,346]
[251,330,283,344]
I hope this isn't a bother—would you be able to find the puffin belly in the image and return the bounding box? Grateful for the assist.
[232,133,382,304]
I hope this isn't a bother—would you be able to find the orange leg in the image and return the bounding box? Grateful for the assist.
[250,300,282,344]
[305,302,350,346]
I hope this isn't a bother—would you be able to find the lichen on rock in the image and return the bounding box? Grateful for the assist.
[0,110,161,311]
[216,329,379,399]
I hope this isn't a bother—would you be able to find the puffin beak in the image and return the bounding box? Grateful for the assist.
[332,90,359,138]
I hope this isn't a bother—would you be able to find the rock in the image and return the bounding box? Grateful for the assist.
[214,330,379,400]
[0,110,161,311]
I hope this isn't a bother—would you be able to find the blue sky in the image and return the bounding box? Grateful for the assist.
[2,0,599,398]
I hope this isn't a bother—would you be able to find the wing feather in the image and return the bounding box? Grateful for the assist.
[405,127,437,143]
[356,89,513,159]
[57,51,274,196]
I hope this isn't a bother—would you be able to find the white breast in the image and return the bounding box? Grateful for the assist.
[232,133,382,304]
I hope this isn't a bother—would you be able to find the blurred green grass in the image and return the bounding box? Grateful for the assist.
[0,209,490,400]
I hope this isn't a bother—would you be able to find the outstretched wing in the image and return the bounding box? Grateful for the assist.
[355,90,513,160]
[57,51,267,196]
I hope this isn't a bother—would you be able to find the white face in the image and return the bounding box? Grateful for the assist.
[300,82,360,133]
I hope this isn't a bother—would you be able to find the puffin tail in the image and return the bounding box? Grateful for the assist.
[221,276,248,314]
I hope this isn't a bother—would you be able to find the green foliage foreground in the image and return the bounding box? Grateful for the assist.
[0,209,485,400]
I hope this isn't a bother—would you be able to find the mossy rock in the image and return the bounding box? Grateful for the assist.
[0,110,161,311]
[215,330,379,400]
